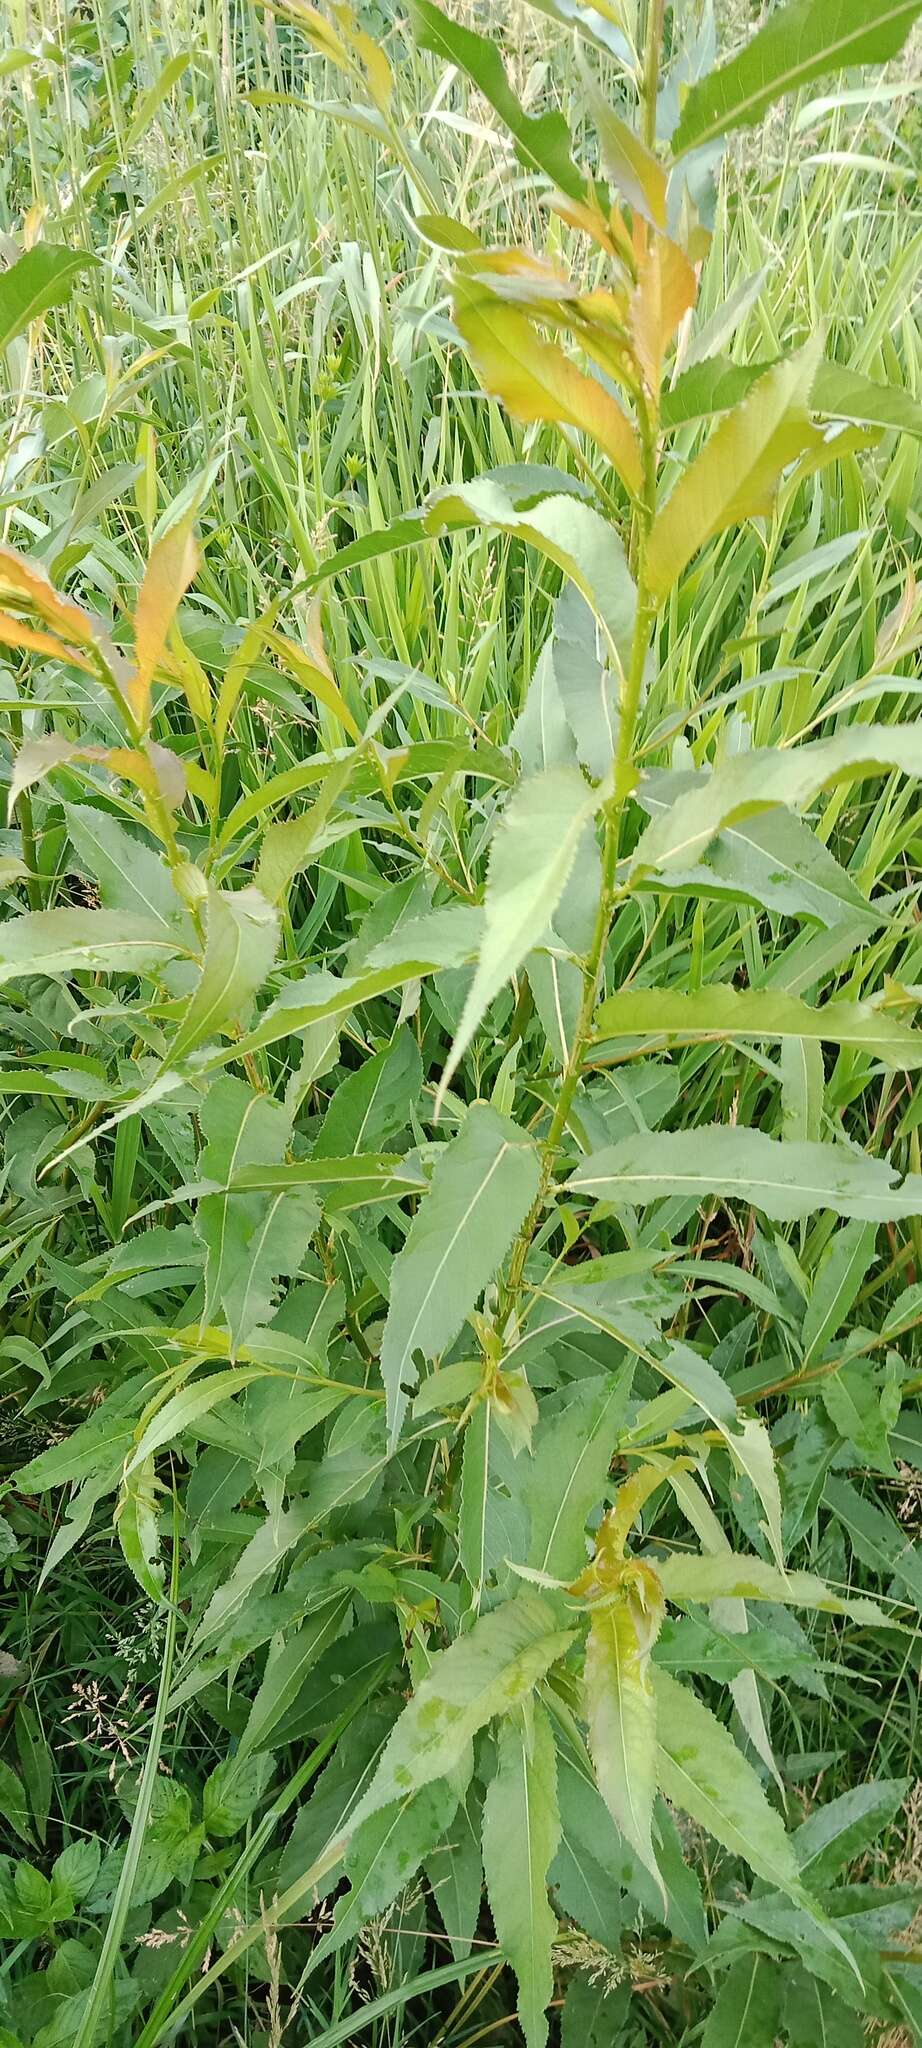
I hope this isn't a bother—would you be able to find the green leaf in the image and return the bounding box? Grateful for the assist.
[64,804,186,931]
[560,1977,630,2045]
[438,766,598,1105]
[585,1583,664,1890]
[426,1784,483,1961]
[194,1077,320,1347]
[125,1368,263,1474]
[813,361,922,441]
[203,1753,275,1837]
[410,0,585,200]
[702,1955,783,2047]
[653,1669,801,1895]
[208,957,460,1066]
[380,1101,540,1443]
[427,477,636,663]
[0,245,95,353]
[237,1602,349,1756]
[569,1126,922,1223]
[115,1455,164,1602]
[551,586,616,780]
[348,1593,575,1830]
[633,722,922,874]
[256,752,356,905]
[0,907,185,986]
[820,1366,895,1476]
[645,344,823,600]
[593,987,922,1068]
[784,1970,866,2048]
[314,1029,421,1157]
[802,1221,878,1368]
[459,1398,493,1605]
[673,0,922,154]
[527,1367,635,1581]
[166,884,279,1064]
[792,1778,908,1887]
[482,1704,560,2048]
[0,1761,33,1845]
[825,1477,922,1609]
[323,1777,460,1960]
[15,1708,51,1847]
[521,0,630,62]
[656,1551,890,1625]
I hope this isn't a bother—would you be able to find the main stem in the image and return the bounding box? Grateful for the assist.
[499,14,664,1330]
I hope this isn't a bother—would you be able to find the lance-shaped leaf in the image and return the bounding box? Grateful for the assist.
[527,1366,635,1582]
[410,0,585,200]
[195,1077,321,1348]
[802,1220,879,1377]
[437,766,598,1108]
[656,1551,891,1626]
[593,986,922,1069]
[314,1028,422,1157]
[64,804,188,932]
[454,279,642,498]
[129,515,200,729]
[550,586,616,780]
[166,885,279,1066]
[673,0,922,156]
[792,1777,909,1888]
[653,1669,801,1895]
[0,907,186,986]
[348,1592,575,1831]
[633,722,922,873]
[645,344,823,600]
[568,1126,922,1223]
[585,1572,665,1891]
[426,478,636,665]
[701,1956,783,2047]
[114,1456,164,1604]
[380,1102,540,1443]
[482,1704,560,2048]
[0,244,97,354]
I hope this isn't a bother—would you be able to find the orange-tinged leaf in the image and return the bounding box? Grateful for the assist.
[458,246,579,306]
[551,192,635,269]
[630,236,697,401]
[108,744,188,810]
[646,340,824,599]
[0,612,95,673]
[454,280,642,497]
[8,736,186,818]
[0,543,96,647]
[130,518,200,729]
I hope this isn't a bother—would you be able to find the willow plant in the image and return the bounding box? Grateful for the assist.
[2,0,922,2042]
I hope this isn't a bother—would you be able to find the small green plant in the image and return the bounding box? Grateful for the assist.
[1,1,922,2044]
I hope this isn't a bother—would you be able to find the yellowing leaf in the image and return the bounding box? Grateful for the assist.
[266,622,361,742]
[591,100,667,227]
[453,279,642,497]
[0,542,96,646]
[347,1593,576,1831]
[645,342,824,599]
[584,1572,665,1892]
[0,610,95,672]
[129,517,200,729]
[629,236,697,400]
